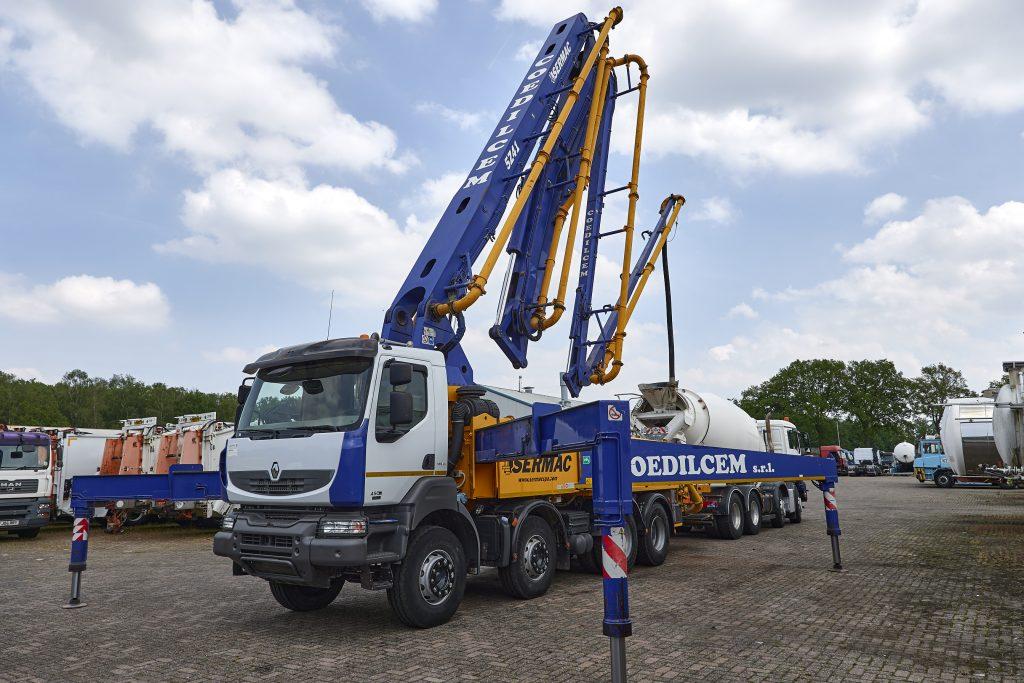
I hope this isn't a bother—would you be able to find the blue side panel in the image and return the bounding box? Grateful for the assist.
[329,420,368,507]
[69,465,223,512]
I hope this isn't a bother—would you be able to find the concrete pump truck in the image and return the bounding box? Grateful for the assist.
[210,7,842,628]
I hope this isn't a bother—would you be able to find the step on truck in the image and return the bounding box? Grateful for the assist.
[0,429,54,538]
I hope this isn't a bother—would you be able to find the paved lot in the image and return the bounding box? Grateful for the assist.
[2,476,1023,682]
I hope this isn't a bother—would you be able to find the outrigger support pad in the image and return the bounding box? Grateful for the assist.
[63,512,90,609]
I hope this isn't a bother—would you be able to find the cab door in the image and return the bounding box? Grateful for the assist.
[365,355,439,505]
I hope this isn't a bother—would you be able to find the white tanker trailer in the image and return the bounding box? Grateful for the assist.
[631,382,807,537]
[993,361,1024,472]
[933,394,1021,488]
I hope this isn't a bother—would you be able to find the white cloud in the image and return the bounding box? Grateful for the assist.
[708,344,736,361]
[156,169,429,308]
[403,171,465,232]
[727,303,757,320]
[690,196,737,225]
[514,40,543,62]
[692,196,1024,393]
[0,273,170,328]
[497,0,1024,175]
[0,1,409,175]
[415,101,487,131]
[864,192,907,222]
[360,0,438,23]
[3,367,46,382]
[203,345,278,366]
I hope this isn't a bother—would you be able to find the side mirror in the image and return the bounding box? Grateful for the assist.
[389,391,413,426]
[237,382,252,405]
[389,361,413,387]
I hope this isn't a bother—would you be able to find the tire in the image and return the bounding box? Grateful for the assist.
[269,579,343,612]
[387,525,466,628]
[637,504,670,566]
[499,516,556,599]
[935,470,954,488]
[743,494,762,536]
[590,514,639,570]
[788,495,803,524]
[715,494,744,540]
[770,487,786,528]
[16,528,40,539]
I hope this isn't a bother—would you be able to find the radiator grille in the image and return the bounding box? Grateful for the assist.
[0,479,39,494]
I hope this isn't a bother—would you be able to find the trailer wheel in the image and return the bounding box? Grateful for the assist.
[715,494,744,540]
[935,470,954,488]
[499,516,556,599]
[637,504,670,566]
[788,495,803,524]
[743,494,762,536]
[269,579,343,612]
[15,528,40,539]
[388,525,466,628]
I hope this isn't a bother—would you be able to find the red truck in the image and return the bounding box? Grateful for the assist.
[819,445,850,476]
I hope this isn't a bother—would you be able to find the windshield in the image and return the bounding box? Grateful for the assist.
[0,444,49,470]
[923,442,943,454]
[237,357,374,435]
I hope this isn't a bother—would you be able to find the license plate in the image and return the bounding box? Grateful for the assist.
[0,520,19,527]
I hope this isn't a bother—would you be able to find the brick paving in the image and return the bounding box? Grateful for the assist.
[2,476,1022,682]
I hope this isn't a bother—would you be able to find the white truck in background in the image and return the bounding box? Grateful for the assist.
[0,429,54,539]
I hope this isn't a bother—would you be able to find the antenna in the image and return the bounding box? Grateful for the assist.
[326,290,335,340]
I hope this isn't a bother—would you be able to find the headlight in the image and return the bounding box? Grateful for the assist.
[317,517,367,537]
[38,503,51,516]
[221,514,236,530]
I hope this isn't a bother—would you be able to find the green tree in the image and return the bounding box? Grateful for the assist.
[738,359,847,447]
[911,363,974,433]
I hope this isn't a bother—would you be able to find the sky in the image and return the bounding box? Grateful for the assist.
[1,0,1023,403]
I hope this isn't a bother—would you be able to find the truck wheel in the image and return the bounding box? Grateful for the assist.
[769,487,787,528]
[269,579,343,612]
[499,517,556,599]
[590,514,639,570]
[935,471,954,488]
[637,504,670,566]
[387,525,466,628]
[788,496,803,524]
[715,494,744,540]
[16,528,40,539]
[743,495,762,535]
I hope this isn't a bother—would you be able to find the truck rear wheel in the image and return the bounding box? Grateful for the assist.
[387,525,466,628]
[269,580,343,612]
[771,487,787,528]
[637,504,670,566]
[716,494,744,540]
[788,495,803,524]
[15,528,40,539]
[743,495,762,536]
[499,516,555,599]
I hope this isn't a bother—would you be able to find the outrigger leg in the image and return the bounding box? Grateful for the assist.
[817,478,843,571]
[63,509,90,608]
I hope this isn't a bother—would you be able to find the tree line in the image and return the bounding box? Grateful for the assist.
[0,369,236,429]
[736,359,999,451]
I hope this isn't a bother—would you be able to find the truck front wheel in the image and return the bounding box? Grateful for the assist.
[935,470,955,488]
[499,516,555,599]
[269,579,343,612]
[716,494,745,540]
[387,525,466,628]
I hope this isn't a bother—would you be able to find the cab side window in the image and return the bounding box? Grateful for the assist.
[376,363,429,442]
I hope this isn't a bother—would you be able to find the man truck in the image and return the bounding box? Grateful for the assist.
[0,429,53,538]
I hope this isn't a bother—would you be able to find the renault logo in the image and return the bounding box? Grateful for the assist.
[270,462,281,481]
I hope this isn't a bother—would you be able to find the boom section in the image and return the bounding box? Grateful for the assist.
[382,12,621,385]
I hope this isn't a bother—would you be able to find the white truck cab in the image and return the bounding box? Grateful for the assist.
[756,418,811,455]
[0,429,53,538]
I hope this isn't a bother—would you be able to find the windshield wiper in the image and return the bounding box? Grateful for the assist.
[277,425,341,434]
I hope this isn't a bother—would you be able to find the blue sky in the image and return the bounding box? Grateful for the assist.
[1,0,1023,402]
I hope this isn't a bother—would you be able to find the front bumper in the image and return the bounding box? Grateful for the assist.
[0,497,51,531]
[213,509,405,587]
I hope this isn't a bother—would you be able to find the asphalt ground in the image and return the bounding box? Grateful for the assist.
[2,476,1022,682]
